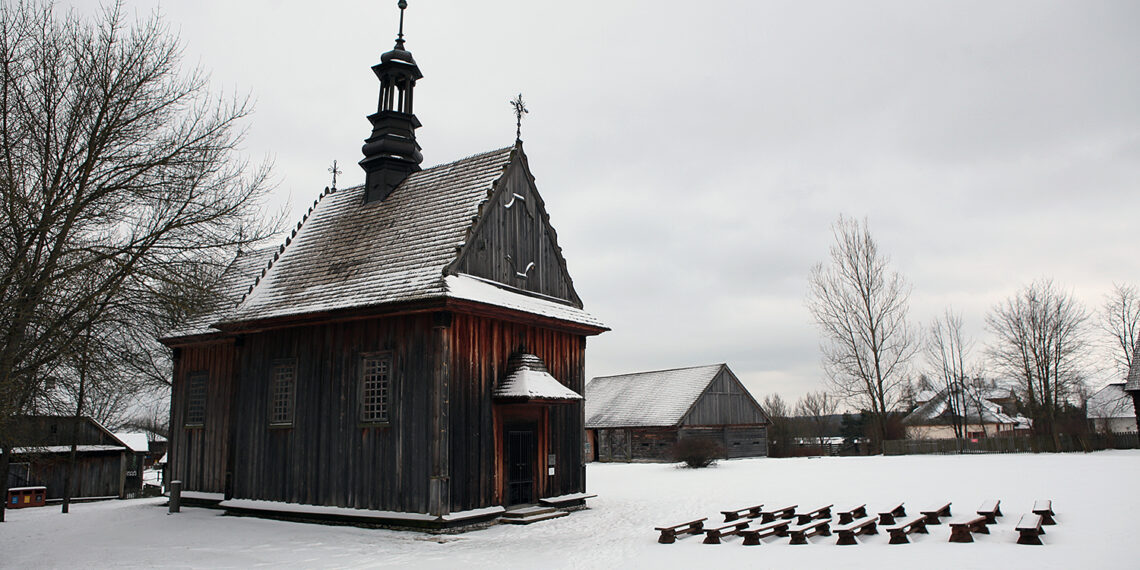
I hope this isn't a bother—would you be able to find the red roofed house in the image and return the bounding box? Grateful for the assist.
[160,8,605,529]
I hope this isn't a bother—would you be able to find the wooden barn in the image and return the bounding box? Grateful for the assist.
[160,9,606,529]
[585,364,769,462]
[4,416,142,501]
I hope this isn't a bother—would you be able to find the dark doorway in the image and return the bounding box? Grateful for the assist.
[505,422,537,505]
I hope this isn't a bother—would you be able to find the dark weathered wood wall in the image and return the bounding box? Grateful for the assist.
[682,368,769,427]
[228,313,435,513]
[450,160,578,305]
[20,451,124,499]
[169,340,235,493]
[448,312,586,511]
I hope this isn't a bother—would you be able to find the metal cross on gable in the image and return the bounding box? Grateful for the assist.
[510,93,528,142]
[328,160,342,189]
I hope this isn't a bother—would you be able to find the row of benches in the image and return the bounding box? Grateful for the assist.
[656,499,1056,546]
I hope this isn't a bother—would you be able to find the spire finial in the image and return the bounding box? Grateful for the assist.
[395,1,408,50]
[328,160,342,189]
[510,93,528,143]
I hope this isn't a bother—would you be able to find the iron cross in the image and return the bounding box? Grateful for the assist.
[510,93,528,142]
[328,160,342,189]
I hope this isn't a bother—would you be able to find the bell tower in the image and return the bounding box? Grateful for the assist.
[360,1,424,203]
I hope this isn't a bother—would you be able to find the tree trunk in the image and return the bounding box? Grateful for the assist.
[0,444,9,522]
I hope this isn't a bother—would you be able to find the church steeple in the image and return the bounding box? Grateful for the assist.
[360,1,424,203]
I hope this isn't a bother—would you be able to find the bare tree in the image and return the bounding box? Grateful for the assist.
[762,394,792,457]
[986,279,1091,450]
[0,1,277,521]
[796,391,839,452]
[1100,282,1140,378]
[807,215,917,452]
[924,309,975,439]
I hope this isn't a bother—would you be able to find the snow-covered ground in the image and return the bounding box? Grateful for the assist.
[2,451,1135,569]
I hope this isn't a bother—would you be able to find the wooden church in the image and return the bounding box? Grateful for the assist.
[161,4,606,528]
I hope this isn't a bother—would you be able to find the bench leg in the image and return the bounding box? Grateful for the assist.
[864,522,878,536]
[836,532,858,546]
[948,527,973,543]
[888,530,909,545]
[914,521,928,534]
[879,513,896,525]
[789,532,807,545]
[703,531,722,545]
[658,530,676,544]
[741,533,762,546]
[973,523,989,535]
[1036,511,1056,525]
[1017,530,1043,545]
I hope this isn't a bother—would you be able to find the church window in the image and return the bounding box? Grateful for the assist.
[360,352,392,424]
[269,359,296,427]
[185,372,208,427]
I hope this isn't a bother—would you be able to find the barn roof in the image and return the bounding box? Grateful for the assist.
[1088,383,1136,419]
[585,364,726,428]
[164,144,603,339]
[901,386,1017,426]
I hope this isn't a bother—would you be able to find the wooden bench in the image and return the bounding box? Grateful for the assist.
[919,502,952,525]
[795,504,833,524]
[835,516,878,545]
[656,518,707,544]
[703,520,752,544]
[758,504,798,523]
[721,504,763,522]
[948,515,989,543]
[788,517,832,545]
[1033,500,1056,525]
[877,502,906,525]
[836,504,867,525]
[1016,513,1045,545]
[885,515,928,544]
[740,518,791,546]
[976,500,1002,524]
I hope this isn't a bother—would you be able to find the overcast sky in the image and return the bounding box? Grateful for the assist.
[71,1,1140,405]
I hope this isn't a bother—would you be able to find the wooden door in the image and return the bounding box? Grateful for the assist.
[505,422,537,505]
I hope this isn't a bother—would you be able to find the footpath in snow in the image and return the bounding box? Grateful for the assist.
[0,450,1135,569]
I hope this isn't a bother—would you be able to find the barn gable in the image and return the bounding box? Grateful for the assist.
[680,367,769,427]
[447,147,582,307]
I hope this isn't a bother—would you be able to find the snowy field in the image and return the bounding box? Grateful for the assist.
[2,450,1136,569]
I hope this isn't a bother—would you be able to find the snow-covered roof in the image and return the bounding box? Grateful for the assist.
[8,445,125,454]
[164,246,277,339]
[902,386,1017,427]
[585,364,725,428]
[493,353,582,401]
[157,144,606,334]
[1088,383,1135,419]
[112,432,152,453]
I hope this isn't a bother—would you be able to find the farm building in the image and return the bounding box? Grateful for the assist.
[159,6,606,529]
[4,416,143,501]
[1086,383,1136,434]
[1125,341,1140,434]
[584,364,769,462]
[901,385,1030,439]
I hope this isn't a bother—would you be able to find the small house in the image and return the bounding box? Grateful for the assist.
[1086,383,1136,434]
[4,416,141,500]
[584,364,769,462]
[901,386,1023,439]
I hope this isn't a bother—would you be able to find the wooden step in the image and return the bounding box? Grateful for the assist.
[499,509,569,525]
[501,505,558,519]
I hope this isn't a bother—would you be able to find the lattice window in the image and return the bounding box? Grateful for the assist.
[185,372,207,427]
[269,360,296,426]
[360,353,392,424]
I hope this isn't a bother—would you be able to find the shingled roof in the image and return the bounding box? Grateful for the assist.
[216,144,602,330]
[585,364,727,428]
[163,246,277,340]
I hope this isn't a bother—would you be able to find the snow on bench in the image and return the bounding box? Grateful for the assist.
[835,515,878,545]
[920,502,952,525]
[702,520,752,544]
[740,518,791,546]
[794,504,833,524]
[948,515,990,543]
[877,502,906,525]
[836,504,867,525]
[721,504,763,522]
[1033,500,1056,525]
[788,517,832,545]
[885,515,928,544]
[976,500,1002,524]
[1016,513,1045,545]
[758,504,797,523]
[655,517,707,544]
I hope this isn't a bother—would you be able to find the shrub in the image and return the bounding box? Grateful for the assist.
[672,437,724,468]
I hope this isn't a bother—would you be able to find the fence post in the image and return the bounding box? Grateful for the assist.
[169,480,181,514]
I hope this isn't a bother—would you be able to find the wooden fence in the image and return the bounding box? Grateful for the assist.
[883,432,1139,456]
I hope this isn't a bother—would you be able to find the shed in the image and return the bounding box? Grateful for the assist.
[585,364,769,462]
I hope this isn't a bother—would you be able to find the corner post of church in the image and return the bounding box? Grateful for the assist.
[429,311,452,517]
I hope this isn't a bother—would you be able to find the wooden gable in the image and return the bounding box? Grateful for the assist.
[681,366,769,427]
[448,147,582,307]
